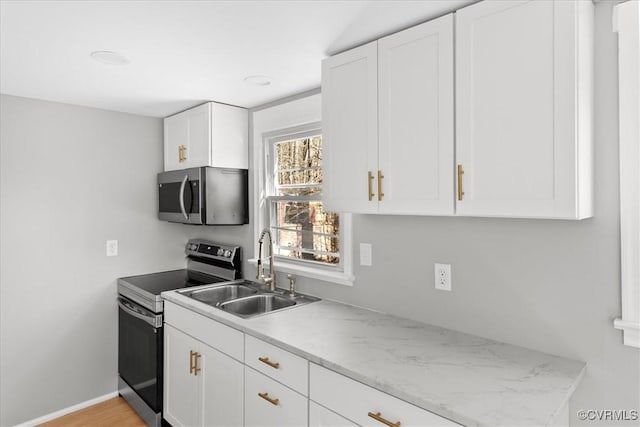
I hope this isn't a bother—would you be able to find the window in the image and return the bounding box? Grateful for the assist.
[264,124,341,268]
[613,0,640,348]
[266,130,341,266]
[252,93,353,286]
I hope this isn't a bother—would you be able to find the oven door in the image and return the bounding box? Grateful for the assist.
[158,167,203,224]
[118,296,163,413]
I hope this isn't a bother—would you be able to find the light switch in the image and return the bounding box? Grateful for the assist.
[359,243,372,266]
[106,240,118,257]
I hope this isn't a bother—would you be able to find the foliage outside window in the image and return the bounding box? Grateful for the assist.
[266,130,341,267]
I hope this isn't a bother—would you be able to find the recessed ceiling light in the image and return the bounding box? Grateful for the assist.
[243,75,272,86]
[90,51,130,66]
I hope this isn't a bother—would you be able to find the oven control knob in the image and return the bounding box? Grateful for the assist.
[224,250,232,258]
[217,248,224,256]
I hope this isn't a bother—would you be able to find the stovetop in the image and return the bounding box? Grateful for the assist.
[117,239,242,313]
[119,269,227,296]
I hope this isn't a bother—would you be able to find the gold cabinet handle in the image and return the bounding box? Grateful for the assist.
[193,352,201,375]
[258,392,279,406]
[457,164,465,201]
[368,171,375,201]
[377,170,384,201]
[189,350,201,375]
[178,144,187,163]
[258,356,280,369]
[368,412,401,427]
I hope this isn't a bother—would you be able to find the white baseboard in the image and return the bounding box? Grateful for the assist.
[14,391,118,427]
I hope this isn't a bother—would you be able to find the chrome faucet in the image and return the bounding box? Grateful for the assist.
[256,228,276,291]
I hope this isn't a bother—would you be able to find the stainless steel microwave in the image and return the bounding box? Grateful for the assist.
[158,167,248,225]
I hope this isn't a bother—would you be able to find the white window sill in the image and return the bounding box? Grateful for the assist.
[248,258,354,287]
[614,318,640,349]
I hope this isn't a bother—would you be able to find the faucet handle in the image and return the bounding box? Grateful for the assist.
[287,274,297,297]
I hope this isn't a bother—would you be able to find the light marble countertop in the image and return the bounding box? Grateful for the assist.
[162,289,586,427]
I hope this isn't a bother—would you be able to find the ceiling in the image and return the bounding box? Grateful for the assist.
[0,0,474,117]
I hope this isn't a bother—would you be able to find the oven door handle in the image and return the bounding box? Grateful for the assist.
[179,174,189,221]
[118,298,162,328]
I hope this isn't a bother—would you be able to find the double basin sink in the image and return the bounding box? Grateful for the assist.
[178,280,319,319]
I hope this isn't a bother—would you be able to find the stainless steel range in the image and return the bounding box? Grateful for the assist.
[117,239,242,426]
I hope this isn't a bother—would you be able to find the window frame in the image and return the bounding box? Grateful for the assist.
[265,124,340,268]
[613,0,640,348]
[253,120,354,286]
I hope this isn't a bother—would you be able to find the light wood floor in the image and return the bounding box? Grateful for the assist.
[39,397,147,427]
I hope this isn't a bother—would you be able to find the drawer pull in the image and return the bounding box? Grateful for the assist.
[193,352,201,375]
[258,392,279,406]
[377,170,384,201]
[368,171,375,201]
[258,356,280,369]
[457,164,465,201]
[189,350,196,374]
[368,411,401,427]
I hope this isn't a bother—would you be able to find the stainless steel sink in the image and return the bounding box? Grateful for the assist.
[219,294,296,317]
[177,281,319,318]
[183,284,258,305]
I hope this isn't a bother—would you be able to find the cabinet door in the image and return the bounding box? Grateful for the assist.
[309,401,358,427]
[310,364,459,427]
[164,324,200,427]
[245,367,308,427]
[245,334,308,396]
[456,0,593,219]
[184,103,212,170]
[164,112,189,172]
[200,343,244,427]
[322,41,379,213]
[378,14,454,215]
[164,103,212,171]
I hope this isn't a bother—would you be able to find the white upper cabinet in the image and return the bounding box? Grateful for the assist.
[322,15,454,215]
[164,101,248,171]
[455,0,593,219]
[378,14,454,215]
[322,0,593,219]
[322,41,379,214]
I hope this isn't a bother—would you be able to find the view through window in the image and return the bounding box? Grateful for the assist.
[266,131,340,266]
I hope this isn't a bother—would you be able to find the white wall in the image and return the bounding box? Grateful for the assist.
[0,95,189,425]
[262,3,639,425]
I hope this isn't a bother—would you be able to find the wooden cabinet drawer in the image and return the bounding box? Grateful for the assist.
[310,364,460,427]
[245,366,308,427]
[164,301,243,362]
[245,334,308,395]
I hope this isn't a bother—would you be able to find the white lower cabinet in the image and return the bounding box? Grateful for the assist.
[163,302,244,427]
[244,367,308,427]
[200,344,244,427]
[310,363,460,427]
[163,301,459,427]
[164,324,200,427]
[309,401,358,427]
[245,335,308,395]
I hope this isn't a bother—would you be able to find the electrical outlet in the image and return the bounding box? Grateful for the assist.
[359,243,372,266]
[434,263,451,291]
[106,240,118,257]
